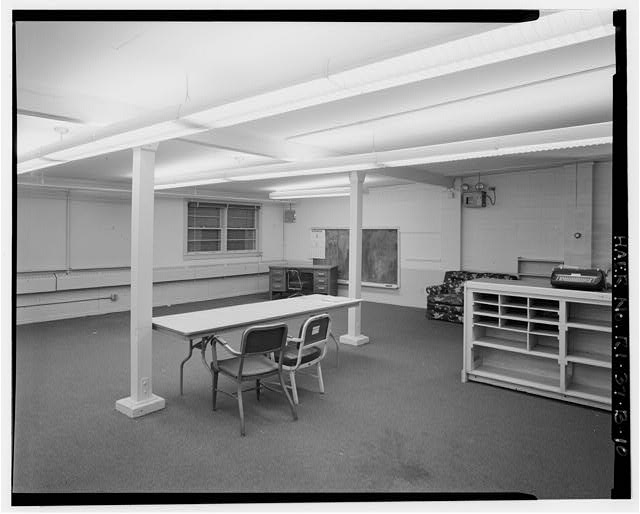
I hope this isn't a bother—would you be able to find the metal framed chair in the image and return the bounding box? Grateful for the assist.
[210,323,297,436]
[274,313,331,404]
[286,268,304,297]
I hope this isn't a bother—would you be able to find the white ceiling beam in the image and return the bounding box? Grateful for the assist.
[153,123,612,189]
[376,167,455,188]
[18,10,614,174]
[177,126,341,161]
[289,44,615,144]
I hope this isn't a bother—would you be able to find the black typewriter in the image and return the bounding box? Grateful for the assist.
[550,266,606,291]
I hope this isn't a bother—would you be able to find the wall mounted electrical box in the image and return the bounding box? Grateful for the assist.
[284,209,296,223]
[462,191,486,208]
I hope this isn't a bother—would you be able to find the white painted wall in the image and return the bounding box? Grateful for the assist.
[17,189,68,272]
[17,188,284,272]
[283,183,459,308]
[16,160,612,322]
[461,161,612,273]
[16,186,284,324]
[591,161,613,271]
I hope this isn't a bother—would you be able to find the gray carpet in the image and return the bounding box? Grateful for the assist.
[13,294,613,499]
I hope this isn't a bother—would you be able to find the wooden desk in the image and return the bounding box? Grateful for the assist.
[269,262,338,299]
[153,294,361,393]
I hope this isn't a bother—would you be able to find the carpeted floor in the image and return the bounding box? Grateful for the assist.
[12,294,613,500]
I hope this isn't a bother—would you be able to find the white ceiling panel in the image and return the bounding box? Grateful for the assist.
[14,12,615,197]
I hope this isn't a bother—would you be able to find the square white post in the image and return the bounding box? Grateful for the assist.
[340,171,370,346]
[116,144,165,417]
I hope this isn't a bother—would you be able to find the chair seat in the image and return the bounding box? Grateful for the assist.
[275,345,322,367]
[218,355,278,378]
[429,293,464,306]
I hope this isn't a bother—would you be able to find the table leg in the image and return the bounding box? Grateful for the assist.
[180,339,196,395]
[200,336,215,378]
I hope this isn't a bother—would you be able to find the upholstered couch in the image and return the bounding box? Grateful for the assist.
[425,271,518,323]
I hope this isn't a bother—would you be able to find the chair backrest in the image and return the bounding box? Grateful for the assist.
[298,313,331,348]
[287,269,303,290]
[241,323,288,356]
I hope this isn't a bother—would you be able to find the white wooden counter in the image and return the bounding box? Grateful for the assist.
[462,279,612,410]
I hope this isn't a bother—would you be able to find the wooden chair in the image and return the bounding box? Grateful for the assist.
[274,313,331,404]
[210,323,298,436]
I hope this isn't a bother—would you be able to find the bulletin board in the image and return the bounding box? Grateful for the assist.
[318,228,399,288]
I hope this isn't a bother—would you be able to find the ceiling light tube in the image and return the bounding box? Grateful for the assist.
[269,187,353,200]
[154,178,230,190]
[228,162,380,182]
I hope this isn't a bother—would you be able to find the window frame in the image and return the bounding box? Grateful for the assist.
[183,200,261,259]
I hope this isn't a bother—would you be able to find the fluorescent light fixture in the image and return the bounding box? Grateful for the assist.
[154,178,229,190]
[269,187,352,200]
[228,163,380,182]
[269,178,350,191]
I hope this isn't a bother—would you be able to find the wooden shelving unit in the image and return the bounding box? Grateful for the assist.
[463,278,612,410]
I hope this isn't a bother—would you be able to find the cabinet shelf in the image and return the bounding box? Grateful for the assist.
[474,299,500,307]
[529,299,560,311]
[528,317,559,326]
[473,309,499,317]
[475,320,500,329]
[567,318,611,332]
[473,336,526,353]
[564,383,610,404]
[473,336,558,359]
[474,293,499,303]
[464,279,612,410]
[499,320,529,333]
[529,325,559,337]
[500,296,527,307]
[499,312,529,322]
[469,364,560,392]
[566,350,611,368]
[529,344,559,359]
[529,310,560,322]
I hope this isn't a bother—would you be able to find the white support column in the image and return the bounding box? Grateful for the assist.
[340,171,370,346]
[441,177,462,271]
[116,144,165,418]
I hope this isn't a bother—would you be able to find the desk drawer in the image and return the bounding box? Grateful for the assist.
[314,284,328,293]
[270,275,286,292]
[314,271,328,279]
[270,268,285,280]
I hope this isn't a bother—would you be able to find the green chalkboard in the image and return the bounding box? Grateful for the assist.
[320,228,399,287]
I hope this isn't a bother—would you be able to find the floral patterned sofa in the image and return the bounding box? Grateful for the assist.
[425,271,518,323]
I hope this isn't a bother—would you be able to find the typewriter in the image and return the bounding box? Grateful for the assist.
[550,266,606,291]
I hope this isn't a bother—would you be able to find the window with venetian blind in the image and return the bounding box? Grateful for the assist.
[186,201,259,254]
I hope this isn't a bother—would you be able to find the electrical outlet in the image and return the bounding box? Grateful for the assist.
[110,293,118,301]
